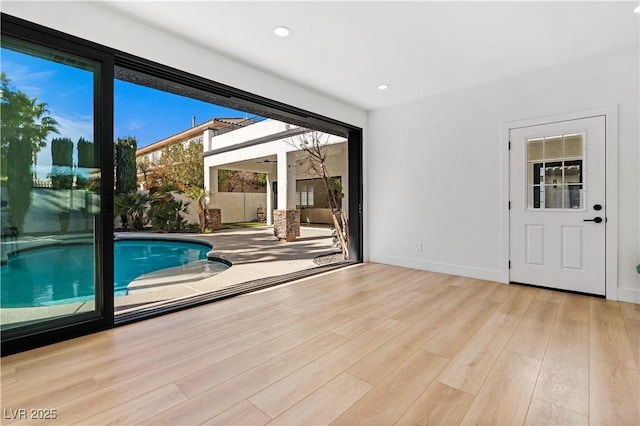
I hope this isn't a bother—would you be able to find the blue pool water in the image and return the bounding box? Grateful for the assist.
[1,238,213,308]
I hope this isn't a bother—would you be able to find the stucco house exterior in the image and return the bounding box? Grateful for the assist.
[135,116,254,190]
[133,117,347,232]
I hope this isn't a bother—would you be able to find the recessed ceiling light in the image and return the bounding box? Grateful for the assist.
[274,26,290,37]
[377,84,389,90]
[635,5,640,13]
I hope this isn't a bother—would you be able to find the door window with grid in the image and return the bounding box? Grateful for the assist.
[526,133,584,210]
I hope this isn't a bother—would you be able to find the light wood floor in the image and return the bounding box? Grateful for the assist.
[1,263,639,425]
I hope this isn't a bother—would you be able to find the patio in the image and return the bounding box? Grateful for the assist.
[115,224,341,313]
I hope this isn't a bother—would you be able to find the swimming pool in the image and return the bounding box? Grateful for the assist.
[1,237,226,308]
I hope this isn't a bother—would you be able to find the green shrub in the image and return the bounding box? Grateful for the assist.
[147,189,189,232]
[114,192,148,230]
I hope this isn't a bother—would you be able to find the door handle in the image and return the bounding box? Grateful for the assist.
[583,217,603,223]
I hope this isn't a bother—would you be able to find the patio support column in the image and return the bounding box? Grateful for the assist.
[266,173,273,226]
[276,151,297,209]
[273,151,300,241]
[204,165,211,197]
[205,166,221,230]
[205,166,219,207]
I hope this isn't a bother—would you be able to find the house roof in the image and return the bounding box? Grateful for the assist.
[135,117,257,156]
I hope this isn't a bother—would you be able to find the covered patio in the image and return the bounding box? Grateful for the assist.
[203,119,348,236]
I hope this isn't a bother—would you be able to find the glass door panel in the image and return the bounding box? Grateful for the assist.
[1,37,103,332]
[526,133,584,210]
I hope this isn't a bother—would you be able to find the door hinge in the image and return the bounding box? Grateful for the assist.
[508,201,511,210]
[508,261,511,269]
[508,141,511,150]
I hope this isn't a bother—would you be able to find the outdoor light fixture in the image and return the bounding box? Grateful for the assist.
[377,84,389,90]
[274,26,290,37]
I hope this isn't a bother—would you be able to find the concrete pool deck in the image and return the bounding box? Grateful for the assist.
[115,225,340,312]
[1,225,340,325]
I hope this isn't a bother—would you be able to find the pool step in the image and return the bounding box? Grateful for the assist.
[127,260,229,294]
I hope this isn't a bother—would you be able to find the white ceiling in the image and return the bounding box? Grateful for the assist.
[101,1,638,111]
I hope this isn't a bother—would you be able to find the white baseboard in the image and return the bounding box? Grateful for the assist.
[371,255,504,283]
[617,287,640,304]
[369,255,639,303]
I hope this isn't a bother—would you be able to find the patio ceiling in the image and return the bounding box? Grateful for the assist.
[212,142,347,174]
[221,157,277,174]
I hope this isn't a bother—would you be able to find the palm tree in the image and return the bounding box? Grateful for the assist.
[1,73,59,233]
[136,156,152,189]
[147,185,188,232]
[114,192,149,230]
[186,186,211,233]
[25,96,59,179]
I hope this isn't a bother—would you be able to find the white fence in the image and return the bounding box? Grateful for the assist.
[2,188,99,234]
[216,192,267,223]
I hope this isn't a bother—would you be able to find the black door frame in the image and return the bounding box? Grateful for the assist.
[1,15,115,354]
[1,13,363,355]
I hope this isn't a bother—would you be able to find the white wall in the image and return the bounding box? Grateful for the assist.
[17,189,99,234]
[368,46,639,302]
[173,192,200,226]
[217,193,266,223]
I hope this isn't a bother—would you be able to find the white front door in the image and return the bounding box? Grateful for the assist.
[509,116,606,295]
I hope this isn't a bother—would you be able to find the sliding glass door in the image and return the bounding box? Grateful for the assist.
[1,23,113,351]
[1,13,361,354]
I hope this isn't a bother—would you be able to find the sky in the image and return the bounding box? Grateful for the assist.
[1,46,250,178]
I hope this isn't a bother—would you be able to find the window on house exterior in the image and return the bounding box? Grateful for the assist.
[296,186,314,207]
